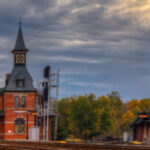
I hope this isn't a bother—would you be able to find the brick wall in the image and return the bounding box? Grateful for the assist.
[0,94,4,139]
[0,94,3,110]
[3,92,36,140]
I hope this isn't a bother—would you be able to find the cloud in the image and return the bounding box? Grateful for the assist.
[0,0,150,101]
[68,81,112,89]
[36,55,104,64]
[71,3,101,14]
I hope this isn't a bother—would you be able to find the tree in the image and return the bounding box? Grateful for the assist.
[126,99,141,115]
[99,108,116,134]
[69,95,99,139]
[120,110,135,131]
[138,98,150,112]
[96,96,111,109]
[57,98,71,140]
[107,91,124,119]
[56,92,149,140]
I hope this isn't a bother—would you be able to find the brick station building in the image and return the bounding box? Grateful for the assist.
[0,23,53,140]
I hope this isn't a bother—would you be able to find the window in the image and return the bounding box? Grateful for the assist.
[21,96,26,108]
[14,96,19,108]
[16,79,24,87]
[15,118,25,134]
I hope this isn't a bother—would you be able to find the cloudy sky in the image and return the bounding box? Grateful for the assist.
[0,0,150,101]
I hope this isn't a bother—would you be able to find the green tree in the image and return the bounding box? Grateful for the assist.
[96,96,111,109]
[99,108,115,134]
[107,91,124,119]
[70,95,99,139]
[56,92,143,140]
[57,98,71,140]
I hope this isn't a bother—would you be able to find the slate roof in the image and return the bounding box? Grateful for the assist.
[12,21,28,52]
[4,22,36,92]
[5,66,36,92]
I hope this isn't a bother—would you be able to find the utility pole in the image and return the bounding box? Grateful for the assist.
[41,66,59,141]
[54,69,59,141]
[46,67,51,141]
[36,79,39,127]
[43,100,46,141]
[42,66,50,141]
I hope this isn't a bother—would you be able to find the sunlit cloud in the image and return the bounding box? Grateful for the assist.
[71,4,101,14]
[0,0,150,100]
[105,0,150,28]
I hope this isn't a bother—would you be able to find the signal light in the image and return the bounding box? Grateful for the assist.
[43,82,48,102]
[43,65,50,79]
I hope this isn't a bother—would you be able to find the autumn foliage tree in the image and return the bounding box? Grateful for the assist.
[56,92,150,140]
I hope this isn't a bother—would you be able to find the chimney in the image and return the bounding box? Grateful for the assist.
[5,73,10,86]
[6,74,9,80]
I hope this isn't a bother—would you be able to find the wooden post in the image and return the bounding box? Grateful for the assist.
[144,124,147,141]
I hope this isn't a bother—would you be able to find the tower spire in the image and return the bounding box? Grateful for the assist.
[13,20,27,51]
[19,18,22,28]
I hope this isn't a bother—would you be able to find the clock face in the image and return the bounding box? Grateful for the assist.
[15,54,25,64]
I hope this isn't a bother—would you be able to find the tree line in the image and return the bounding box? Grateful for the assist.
[54,91,150,140]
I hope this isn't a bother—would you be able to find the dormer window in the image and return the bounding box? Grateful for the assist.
[16,79,24,87]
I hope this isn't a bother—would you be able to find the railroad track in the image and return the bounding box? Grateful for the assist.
[0,144,66,150]
[0,141,150,150]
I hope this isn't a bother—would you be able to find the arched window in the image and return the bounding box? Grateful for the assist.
[15,118,25,134]
[21,96,26,108]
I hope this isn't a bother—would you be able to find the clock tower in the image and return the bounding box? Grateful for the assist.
[0,22,54,141]
[12,22,28,66]
[1,22,36,140]
[5,22,35,92]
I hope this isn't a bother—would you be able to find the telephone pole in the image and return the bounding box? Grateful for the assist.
[41,66,59,141]
[54,69,59,141]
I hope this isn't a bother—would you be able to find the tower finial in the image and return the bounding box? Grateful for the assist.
[19,18,22,27]
[12,19,28,52]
